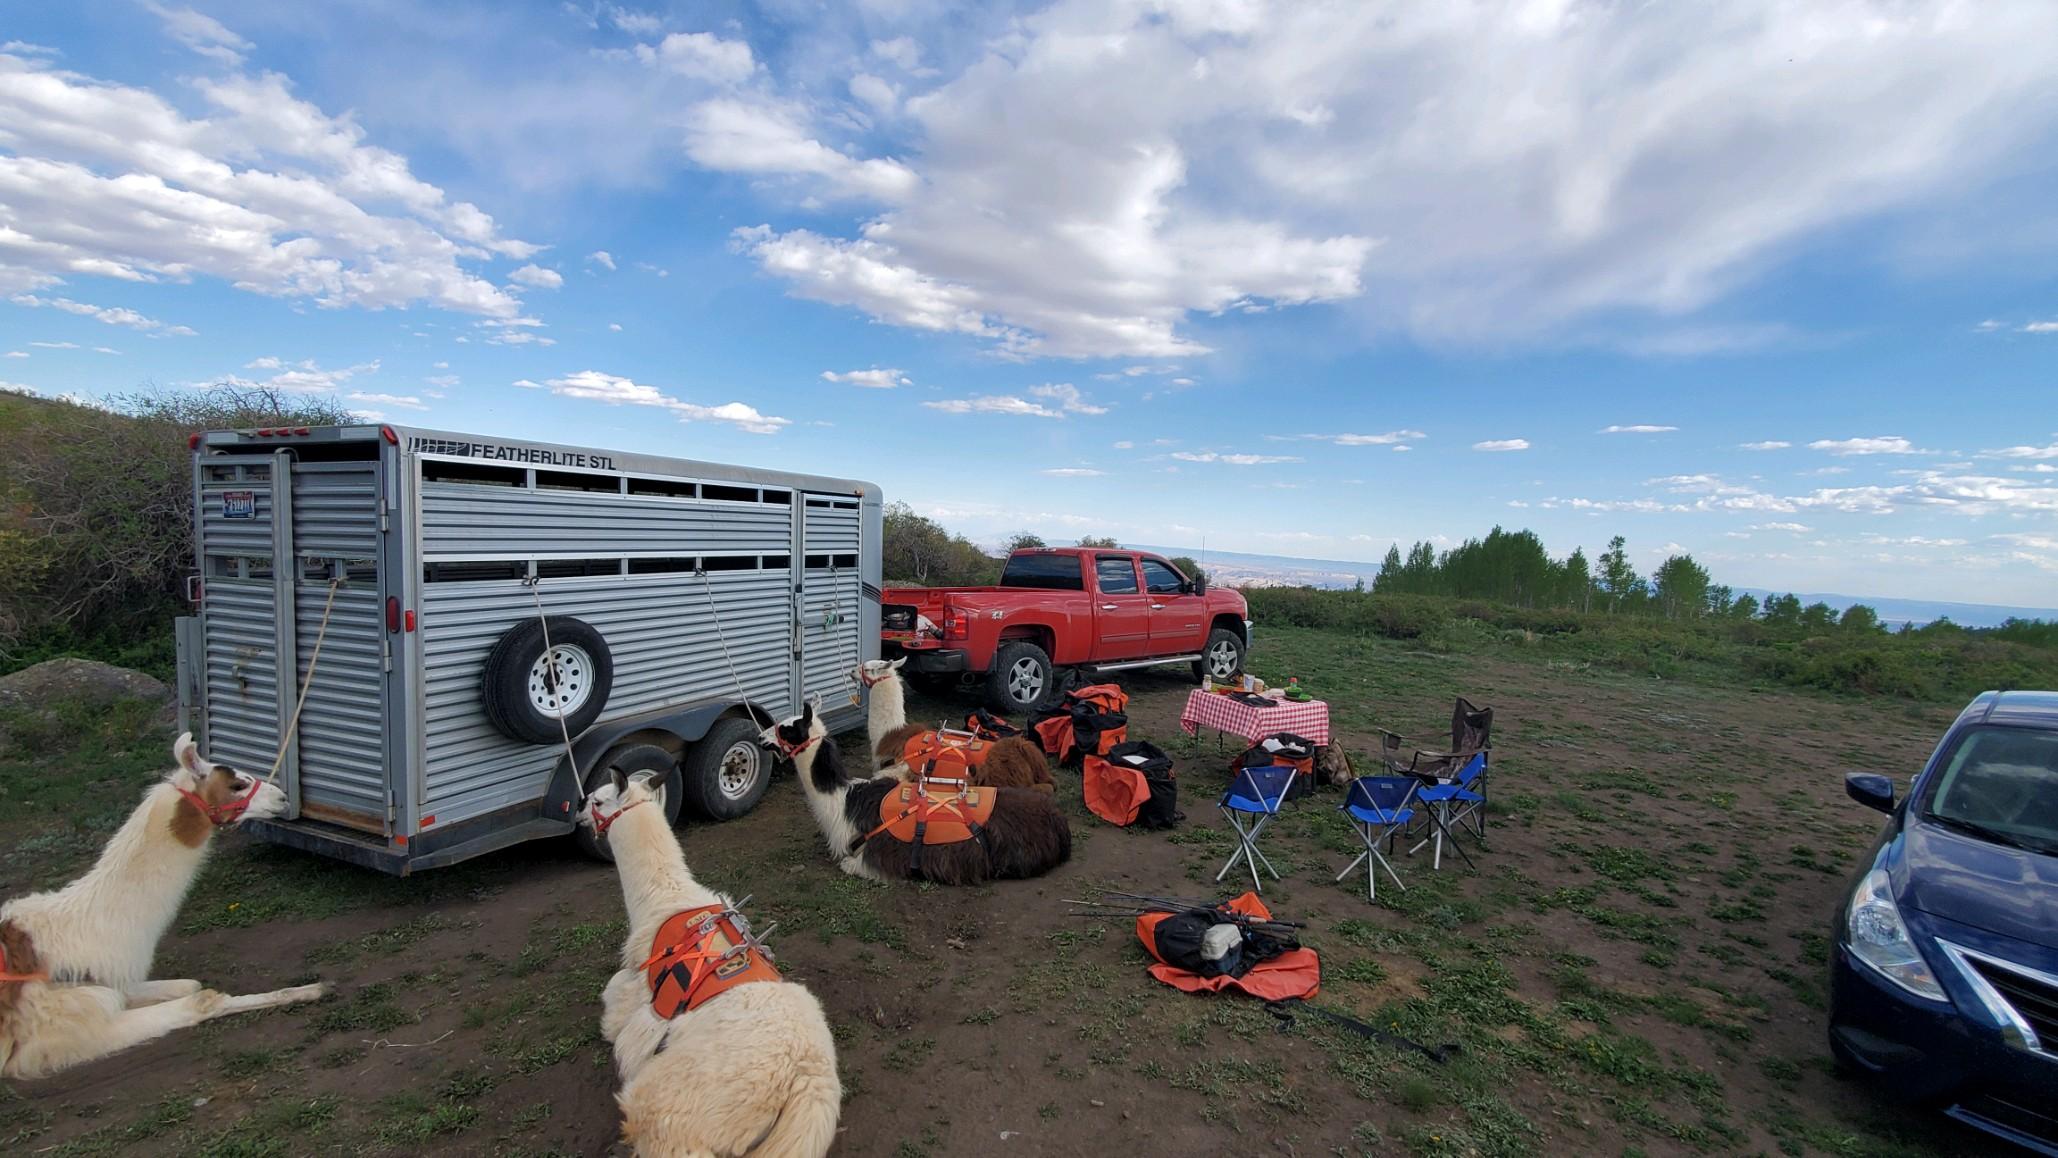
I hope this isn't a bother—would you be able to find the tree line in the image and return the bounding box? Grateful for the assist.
[880,504,1202,588]
[1372,526,1888,631]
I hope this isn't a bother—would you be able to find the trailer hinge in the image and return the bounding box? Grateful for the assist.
[377,496,389,533]
[382,638,393,673]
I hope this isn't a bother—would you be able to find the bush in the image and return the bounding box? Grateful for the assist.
[0,386,350,674]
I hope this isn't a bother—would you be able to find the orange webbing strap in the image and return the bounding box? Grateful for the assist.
[0,945,47,985]
[642,904,782,1018]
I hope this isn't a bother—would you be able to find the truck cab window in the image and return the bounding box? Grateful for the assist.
[1000,553,1086,590]
[1141,559,1185,594]
[1096,555,1140,594]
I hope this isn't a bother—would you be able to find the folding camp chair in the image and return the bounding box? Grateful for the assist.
[1334,776,1418,901]
[1407,751,1483,871]
[1215,763,1297,893]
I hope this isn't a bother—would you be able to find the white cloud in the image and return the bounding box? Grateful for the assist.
[607,7,663,36]
[821,367,909,389]
[735,226,1006,342]
[1985,441,2058,460]
[143,3,251,65]
[1472,439,1530,452]
[1600,424,1678,434]
[2022,321,2058,334]
[1027,383,1107,415]
[484,329,556,346]
[870,38,924,72]
[706,2,2058,359]
[0,53,532,317]
[10,294,193,335]
[1041,468,1105,477]
[636,31,757,85]
[91,346,117,354]
[588,251,617,270]
[1299,430,1426,446]
[686,101,917,201]
[347,391,427,411]
[1741,440,1792,450]
[223,357,378,394]
[509,264,563,289]
[1752,522,1812,532]
[608,322,622,332]
[850,74,898,118]
[1392,445,1413,453]
[1974,319,2004,332]
[923,395,1063,419]
[425,374,459,387]
[1169,451,1300,466]
[527,369,789,434]
[1112,440,1134,449]
[1,42,58,57]
[29,340,76,348]
[1808,436,1927,456]
[2,350,22,357]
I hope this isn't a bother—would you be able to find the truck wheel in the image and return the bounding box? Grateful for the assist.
[481,616,614,745]
[1193,628,1245,684]
[986,641,1053,714]
[681,716,772,821]
[572,743,682,862]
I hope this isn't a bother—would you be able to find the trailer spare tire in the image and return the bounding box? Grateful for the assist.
[481,616,614,744]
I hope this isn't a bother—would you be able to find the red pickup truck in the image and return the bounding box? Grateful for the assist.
[882,548,1253,713]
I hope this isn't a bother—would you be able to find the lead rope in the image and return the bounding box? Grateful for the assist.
[265,576,344,787]
[523,576,588,806]
[694,566,759,720]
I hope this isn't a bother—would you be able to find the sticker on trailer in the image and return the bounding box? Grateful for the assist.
[222,491,256,520]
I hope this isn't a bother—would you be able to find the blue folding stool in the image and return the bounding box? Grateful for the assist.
[1408,751,1484,870]
[1335,776,1419,900]
[1215,763,1297,893]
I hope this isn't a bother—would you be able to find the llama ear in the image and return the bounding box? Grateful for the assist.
[609,766,628,796]
[889,656,906,671]
[173,732,204,778]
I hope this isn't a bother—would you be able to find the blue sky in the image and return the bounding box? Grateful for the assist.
[3,0,2057,604]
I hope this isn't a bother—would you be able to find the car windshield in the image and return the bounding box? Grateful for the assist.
[1921,725,2058,855]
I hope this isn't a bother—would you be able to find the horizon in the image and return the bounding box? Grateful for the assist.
[2,3,2055,605]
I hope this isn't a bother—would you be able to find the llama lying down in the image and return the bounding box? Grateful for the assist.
[855,658,1053,793]
[581,766,840,1158]
[0,734,327,1079]
[777,700,1071,885]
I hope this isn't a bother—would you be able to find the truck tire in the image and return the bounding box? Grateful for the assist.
[481,616,614,745]
[680,715,772,821]
[1192,628,1245,685]
[986,641,1054,715]
[573,743,683,862]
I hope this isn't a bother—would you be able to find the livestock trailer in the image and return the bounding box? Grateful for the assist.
[172,423,882,874]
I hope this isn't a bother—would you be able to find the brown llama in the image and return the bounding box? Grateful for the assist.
[776,701,1070,885]
[1,734,328,1079]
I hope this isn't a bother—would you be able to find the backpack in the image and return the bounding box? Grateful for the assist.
[1231,732,1318,800]
[1083,740,1179,829]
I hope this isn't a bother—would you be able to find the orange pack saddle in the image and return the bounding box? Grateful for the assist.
[643,904,782,1019]
[852,775,998,871]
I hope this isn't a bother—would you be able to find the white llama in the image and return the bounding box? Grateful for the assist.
[855,656,924,771]
[581,765,841,1157]
[0,734,328,1079]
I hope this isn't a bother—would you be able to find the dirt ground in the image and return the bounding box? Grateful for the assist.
[0,626,2018,1157]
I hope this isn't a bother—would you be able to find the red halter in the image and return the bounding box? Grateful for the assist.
[175,777,264,827]
[0,944,47,986]
[858,667,897,688]
[590,797,646,838]
[771,733,819,760]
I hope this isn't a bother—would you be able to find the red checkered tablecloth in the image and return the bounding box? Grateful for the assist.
[1179,690,1331,746]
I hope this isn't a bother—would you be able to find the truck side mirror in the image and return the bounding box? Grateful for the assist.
[1187,574,1207,595]
[1844,772,1895,814]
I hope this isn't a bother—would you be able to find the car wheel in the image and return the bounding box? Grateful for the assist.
[572,743,682,862]
[1193,628,1244,684]
[481,616,614,744]
[680,716,773,821]
[986,641,1054,715]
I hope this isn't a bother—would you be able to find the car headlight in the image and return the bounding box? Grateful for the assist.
[1846,868,1947,1001]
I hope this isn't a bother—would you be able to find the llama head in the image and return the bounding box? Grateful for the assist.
[577,768,663,830]
[855,657,906,687]
[171,732,286,825]
[769,697,826,758]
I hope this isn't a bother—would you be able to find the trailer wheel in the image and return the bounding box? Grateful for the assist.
[481,616,614,745]
[986,641,1054,715]
[680,716,772,821]
[573,743,683,862]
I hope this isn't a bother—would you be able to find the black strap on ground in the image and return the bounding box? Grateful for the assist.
[1263,998,1461,1065]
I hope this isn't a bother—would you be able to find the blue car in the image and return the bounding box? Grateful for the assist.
[1830,690,2058,1154]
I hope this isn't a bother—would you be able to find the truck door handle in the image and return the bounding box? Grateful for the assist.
[1149,603,1165,609]
[1101,604,1118,611]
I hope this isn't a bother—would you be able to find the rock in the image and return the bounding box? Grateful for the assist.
[0,657,170,713]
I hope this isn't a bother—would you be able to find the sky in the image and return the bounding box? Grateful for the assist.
[2,0,2056,605]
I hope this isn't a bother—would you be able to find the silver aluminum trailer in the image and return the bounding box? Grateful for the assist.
[172,423,882,874]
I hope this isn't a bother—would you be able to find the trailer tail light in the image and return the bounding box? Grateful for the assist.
[187,432,203,450]
[404,609,416,633]
[387,596,401,633]
[380,425,399,445]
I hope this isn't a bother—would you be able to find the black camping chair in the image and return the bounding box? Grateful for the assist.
[1376,699,1493,868]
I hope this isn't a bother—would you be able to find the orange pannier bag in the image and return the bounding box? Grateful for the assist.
[643,905,783,1018]
[867,779,997,847]
[900,729,992,775]
[1135,893,1320,1001]
[1083,754,1148,826]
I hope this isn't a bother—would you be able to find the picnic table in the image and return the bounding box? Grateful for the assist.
[1178,688,1331,747]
